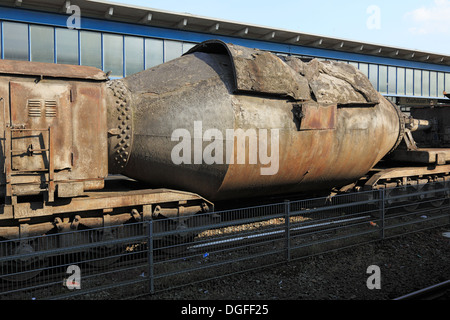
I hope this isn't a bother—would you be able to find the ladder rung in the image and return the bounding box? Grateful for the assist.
[10,149,49,153]
[11,149,49,153]
[9,128,49,132]
[11,169,49,173]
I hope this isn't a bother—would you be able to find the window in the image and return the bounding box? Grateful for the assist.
[430,71,437,97]
[56,28,79,65]
[406,69,413,96]
[397,68,405,95]
[388,67,396,95]
[164,40,183,62]
[369,64,378,90]
[414,69,421,96]
[358,63,369,77]
[438,72,445,97]
[80,31,102,69]
[379,66,387,94]
[445,73,450,93]
[182,42,196,54]
[422,71,430,97]
[103,34,123,77]
[3,22,29,61]
[145,38,164,69]
[348,62,358,69]
[30,25,54,63]
[125,36,144,76]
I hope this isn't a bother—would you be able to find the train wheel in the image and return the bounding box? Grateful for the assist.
[0,239,49,282]
[386,186,420,213]
[83,226,125,268]
[152,216,196,257]
[424,183,447,208]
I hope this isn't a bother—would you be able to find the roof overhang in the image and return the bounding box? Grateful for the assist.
[2,0,449,66]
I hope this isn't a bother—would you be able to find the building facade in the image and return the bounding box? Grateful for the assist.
[1,0,450,104]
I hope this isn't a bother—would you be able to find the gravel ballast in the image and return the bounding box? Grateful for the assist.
[145,226,450,301]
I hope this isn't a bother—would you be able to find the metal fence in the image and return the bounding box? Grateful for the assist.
[1,183,449,300]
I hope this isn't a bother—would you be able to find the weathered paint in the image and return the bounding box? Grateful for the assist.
[110,40,404,201]
[0,60,108,201]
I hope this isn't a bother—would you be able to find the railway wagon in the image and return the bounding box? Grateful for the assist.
[0,40,449,272]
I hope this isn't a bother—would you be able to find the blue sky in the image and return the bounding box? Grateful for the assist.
[111,0,450,55]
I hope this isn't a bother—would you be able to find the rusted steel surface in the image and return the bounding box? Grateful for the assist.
[9,80,73,172]
[187,40,310,100]
[364,164,450,188]
[106,79,134,174]
[409,105,450,148]
[0,59,107,81]
[0,40,448,245]
[283,56,380,106]
[0,61,108,202]
[295,102,337,130]
[0,59,213,241]
[11,187,211,220]
[388,148,450,164]
[111,40,404,201]
[0,186,212,239]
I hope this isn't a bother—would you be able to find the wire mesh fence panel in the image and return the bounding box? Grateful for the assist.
[0,181,449,299]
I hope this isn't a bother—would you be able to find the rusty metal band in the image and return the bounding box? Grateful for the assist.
[107,79,133,173]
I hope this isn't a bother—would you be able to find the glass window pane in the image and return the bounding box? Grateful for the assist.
[369,64,378,90]
[406,69,413,96]
[125,36,144,76]
[103,33,123,77]
[359,63,368,77]
[422,71,430,97]
[182,42,196,54]
[397,68,405,95]
[430,71,437,97]
[145,38,164,69]
[414,69,421,96]
[438,72,445,97]
[56,28,78,65]
[349,62,358,69]
[164,40,183,62]
[446,73,450,93]
[388,67,396,95]
[30,25,54,63]
[3,22,29,61]
[80,31,102,69]
[379,66,387,94]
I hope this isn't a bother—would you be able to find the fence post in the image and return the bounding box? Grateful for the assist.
[379,188,385,240]
[285,200,291,262]
[148,220,155,295]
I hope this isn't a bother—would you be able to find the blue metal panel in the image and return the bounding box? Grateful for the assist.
[0,21,2,60]
[1,5,450,74]
[77,29,81,65]
[53,26,56,63]
[27,23,30,61]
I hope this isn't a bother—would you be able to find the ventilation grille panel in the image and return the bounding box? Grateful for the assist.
[45,100,57,118]
[27,99,42,118]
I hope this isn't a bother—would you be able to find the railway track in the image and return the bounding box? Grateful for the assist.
[0,205,376,297]
[394,280,450,300]
[1,186,449,299]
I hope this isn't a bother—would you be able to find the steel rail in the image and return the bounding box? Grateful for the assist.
[187,214,372,250]
[394,280,450,300]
